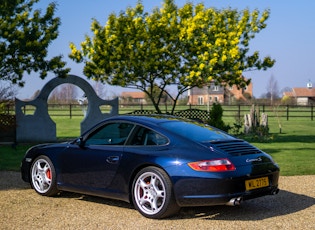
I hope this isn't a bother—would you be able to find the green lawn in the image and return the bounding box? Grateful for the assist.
[249,119,315,176]
[0,117,314,176]
[53,116,82,138]
[0,144,31,171]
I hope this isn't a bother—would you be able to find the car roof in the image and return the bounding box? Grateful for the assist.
[104,114,198,125]
[80,114,193,139]
[106,114,187,125]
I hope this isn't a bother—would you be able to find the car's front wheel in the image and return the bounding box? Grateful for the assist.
[30,156,59,196]
[132,166,179,219]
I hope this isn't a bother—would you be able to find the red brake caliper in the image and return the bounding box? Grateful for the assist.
[46,169,51,179]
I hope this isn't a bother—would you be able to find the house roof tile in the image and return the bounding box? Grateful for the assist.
[292,87,315,97]
[121,91,145,99]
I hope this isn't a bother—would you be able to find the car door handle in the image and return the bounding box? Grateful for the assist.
[106,156,120,164]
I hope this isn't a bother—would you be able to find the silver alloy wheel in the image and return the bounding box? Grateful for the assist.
[133,171,166,215]
[31,158,52,194]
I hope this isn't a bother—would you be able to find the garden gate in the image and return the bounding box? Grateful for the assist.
[15,75,118,142]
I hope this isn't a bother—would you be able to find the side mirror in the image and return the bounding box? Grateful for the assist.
[75,137,85,148]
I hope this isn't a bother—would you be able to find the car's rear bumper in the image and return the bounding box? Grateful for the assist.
[173,171,280,207]
[175,185,279,207]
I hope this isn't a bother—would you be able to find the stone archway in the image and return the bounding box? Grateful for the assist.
[15,75,118,142]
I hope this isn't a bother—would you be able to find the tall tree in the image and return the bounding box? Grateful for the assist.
[69,0,275,114]
[265,75,279,104]
[92,81,107,99]
[0,81,17,101]
[0,81,17,113]
[0,0,70,87]
[48,84,78,104]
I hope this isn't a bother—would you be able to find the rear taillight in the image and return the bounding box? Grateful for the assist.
[188,158,236,172]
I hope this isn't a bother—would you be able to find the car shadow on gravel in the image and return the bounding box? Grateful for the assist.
[53,189,315,221]
[57,191,134,210]
[174,190,315,220]
[0,171,30,190]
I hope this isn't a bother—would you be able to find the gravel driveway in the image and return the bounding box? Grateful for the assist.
[0,171,314,230]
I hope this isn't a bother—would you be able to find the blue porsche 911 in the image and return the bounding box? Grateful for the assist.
[21,115,280,219]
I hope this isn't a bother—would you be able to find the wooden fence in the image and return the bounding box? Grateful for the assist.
[1,103,313,142]
[3,103,315,121]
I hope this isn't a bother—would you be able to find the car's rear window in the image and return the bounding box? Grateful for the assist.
[160,121,235,142]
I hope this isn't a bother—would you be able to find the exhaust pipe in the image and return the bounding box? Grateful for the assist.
[271,188,280,195]
[226,197,243,206]
[226,189,278,206]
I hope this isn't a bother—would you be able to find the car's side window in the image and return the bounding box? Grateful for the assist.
[85,122,134,145]
[130,127,168,146]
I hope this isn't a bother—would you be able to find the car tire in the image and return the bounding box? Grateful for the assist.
[132,166,179,219]
[30,155,59,196]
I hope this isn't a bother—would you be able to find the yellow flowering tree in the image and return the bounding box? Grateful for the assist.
[69,0,275,114]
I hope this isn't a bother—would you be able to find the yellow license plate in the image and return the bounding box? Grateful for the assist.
[245,177,269,191]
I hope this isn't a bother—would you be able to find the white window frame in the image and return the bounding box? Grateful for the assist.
[197,96,204,105]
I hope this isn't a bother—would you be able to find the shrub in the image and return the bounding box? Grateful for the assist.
[207,103,230,132]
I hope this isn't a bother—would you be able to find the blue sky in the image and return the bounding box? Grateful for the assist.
[18,0,315,99]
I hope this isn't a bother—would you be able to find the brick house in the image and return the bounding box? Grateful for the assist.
[188,81,253,105]
[120,91,147,104]
[283,83,315,105]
